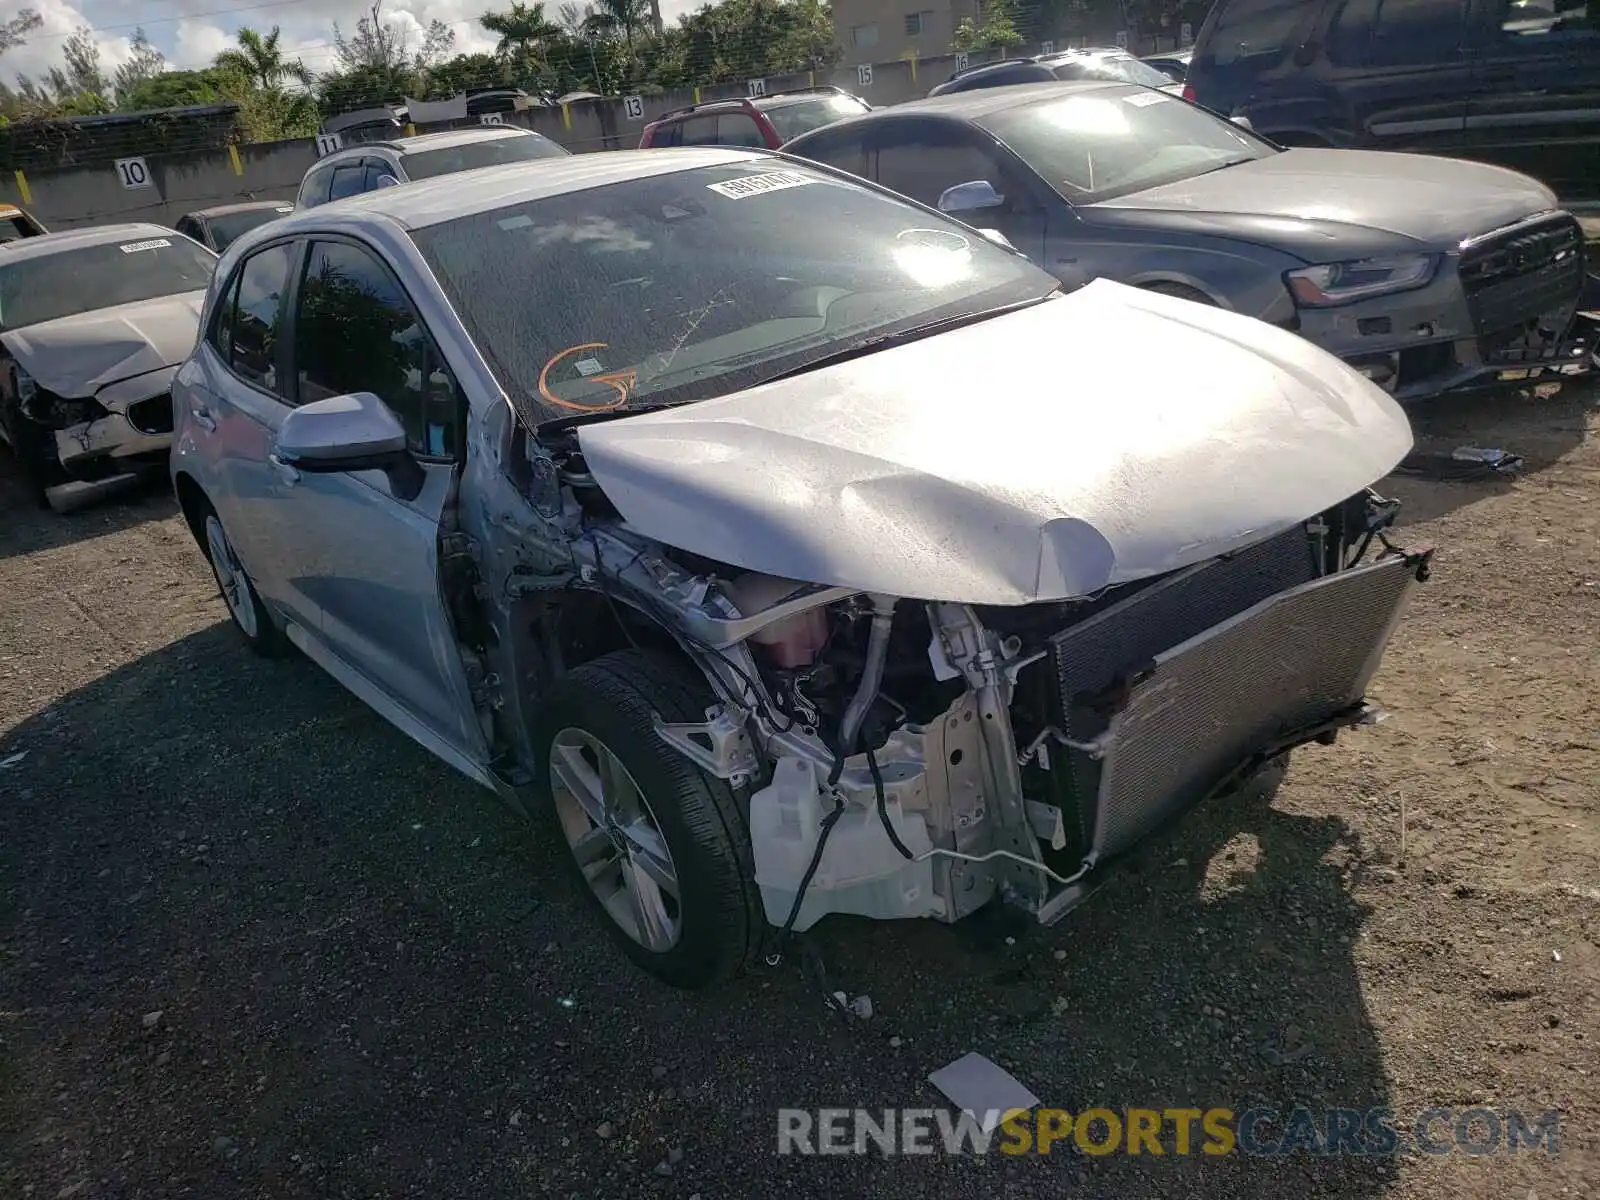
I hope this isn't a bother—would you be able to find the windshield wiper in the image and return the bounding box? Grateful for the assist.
[747,294,1058,388]
[535,401,686,437]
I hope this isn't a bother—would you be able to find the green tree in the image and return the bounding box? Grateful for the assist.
[113,28,167,105]
[213,26,319,141]
[582,0,654,46]
[117,68,229,112]
[952,0,1025,51]
[0,8,42,57]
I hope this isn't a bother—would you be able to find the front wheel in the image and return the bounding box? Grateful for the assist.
[0,398,69,509]
[531,650,763,989]
[1140,281,1218,305]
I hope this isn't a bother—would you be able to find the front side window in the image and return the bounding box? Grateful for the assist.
[982,88,1276,203]
[294,240,458,457]
[875,128,1020,209]
[226,241,297,393]
[329,164,367,201]
[410,160,1058,426]
[400,133,570,180]
[0,235,216,330]
[762,95,874,143]
[785,128,872,178]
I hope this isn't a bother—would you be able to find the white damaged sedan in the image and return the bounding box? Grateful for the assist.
[171,149,1431,988]
[0,223,216,512]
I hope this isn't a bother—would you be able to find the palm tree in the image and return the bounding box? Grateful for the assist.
[213,26,312,91]
[480,3,564,58]
[581,0,654,46]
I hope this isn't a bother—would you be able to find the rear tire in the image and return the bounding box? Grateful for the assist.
[199,502,287,657]
[531,650,763,989]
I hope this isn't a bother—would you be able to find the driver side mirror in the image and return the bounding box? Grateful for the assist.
[937,179,1006,215]
[374,174,401,189]
[1230,113,1256,132]
[274,391,424,500]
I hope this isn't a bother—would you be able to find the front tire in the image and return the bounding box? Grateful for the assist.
[1140,281,1218,305]
[0,398,69,509]
[200,505,286,657]
[531,650,763,989]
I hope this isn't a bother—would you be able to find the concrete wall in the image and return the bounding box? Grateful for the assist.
[0,40,1186,230]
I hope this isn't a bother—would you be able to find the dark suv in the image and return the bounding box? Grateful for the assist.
[1185,0,1600,199]
[638,86,870,149]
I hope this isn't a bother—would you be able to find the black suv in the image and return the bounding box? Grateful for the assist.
[1185,0,1600,199]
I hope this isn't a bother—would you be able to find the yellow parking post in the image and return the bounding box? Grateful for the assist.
[13,169,31,206]
[228,144,244,175]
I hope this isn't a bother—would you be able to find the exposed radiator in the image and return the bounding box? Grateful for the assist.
[1059,553,1422,861]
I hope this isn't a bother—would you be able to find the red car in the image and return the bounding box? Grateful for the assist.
[638,86,872,151]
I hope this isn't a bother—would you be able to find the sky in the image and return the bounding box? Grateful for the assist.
[5,0,699,87]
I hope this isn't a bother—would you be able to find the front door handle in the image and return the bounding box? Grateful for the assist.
[190,402,216,433]
[267,453,301,486]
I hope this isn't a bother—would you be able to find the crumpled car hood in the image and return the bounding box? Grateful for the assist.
[575,279,1414,606]
[0,290,205,397]
[1091,148,1559,246]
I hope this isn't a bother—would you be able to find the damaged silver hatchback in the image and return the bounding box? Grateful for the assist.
[1,223,216,512]
[170,150,1432,988]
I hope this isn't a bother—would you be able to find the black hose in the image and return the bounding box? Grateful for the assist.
[867,746,914,860]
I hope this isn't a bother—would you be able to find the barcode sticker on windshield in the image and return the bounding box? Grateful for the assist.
[706,170,815,200]
[119,238,172,253]
[1123,91,1172,107]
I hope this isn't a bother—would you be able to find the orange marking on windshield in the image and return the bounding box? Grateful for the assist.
[537,342,638,412]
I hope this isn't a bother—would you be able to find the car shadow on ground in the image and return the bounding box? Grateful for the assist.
[1388,384,1593,526]
[0,452,177,561]
[1,621,1401,1199]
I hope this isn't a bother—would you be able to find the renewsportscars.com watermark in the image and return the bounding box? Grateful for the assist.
[777,1106,1562,1157]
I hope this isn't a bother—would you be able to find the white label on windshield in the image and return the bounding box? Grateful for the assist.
[575,357,603,376]
[497,214,535,230]
[706,170,815,200]
[1124,91,1172,107]
[119,238,172,253]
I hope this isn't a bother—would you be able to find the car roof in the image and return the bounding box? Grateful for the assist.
[185,200,294,219]
[273,147,768,232]
[317,125,541,166]
[0,222,181,264]
[879,79,1128,121]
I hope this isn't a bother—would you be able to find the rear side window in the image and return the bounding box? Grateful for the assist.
[1328,0,1469,66]
[219,241,296,394]
[646,121,682,147]
[674,116,721,146]
[1209,0,1310,65]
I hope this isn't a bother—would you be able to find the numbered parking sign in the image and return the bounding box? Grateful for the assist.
[1181,21,1193,42]
[954,52,969,72]
[623,95,645,121]
[1115,29,1129,48]
[479,112,505,125]
[315,131,343,157]
[115,156,152,189]
[856,63,873,87]
[747,78,767,97]
[1040,39,1055,54]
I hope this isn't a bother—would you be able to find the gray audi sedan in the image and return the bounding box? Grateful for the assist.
[782,82,1591,403]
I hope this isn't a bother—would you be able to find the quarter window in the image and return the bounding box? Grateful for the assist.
[293,240,460,458]
[219,241,296,394]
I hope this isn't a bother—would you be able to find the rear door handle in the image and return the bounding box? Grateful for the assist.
[267,453,301,485]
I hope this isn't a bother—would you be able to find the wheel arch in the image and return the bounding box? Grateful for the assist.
[172,470,212,558]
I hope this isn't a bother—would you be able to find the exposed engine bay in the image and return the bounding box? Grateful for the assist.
[453,402,1432,936]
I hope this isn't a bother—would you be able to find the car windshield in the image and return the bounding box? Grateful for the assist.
[401,134,570,180]
[984,88,1275,203]
[0,235,216,330]
[1050,55,1177,89]
[763,95,873,143]
[208,206,293,251]
[411,161,1059,423]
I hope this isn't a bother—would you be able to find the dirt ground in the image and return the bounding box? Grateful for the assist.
[1,383,1597,1199]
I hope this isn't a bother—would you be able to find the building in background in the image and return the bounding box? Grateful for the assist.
[830,0,983,65]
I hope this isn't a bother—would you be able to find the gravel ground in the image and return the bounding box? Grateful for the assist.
[2,384,1598,1199]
